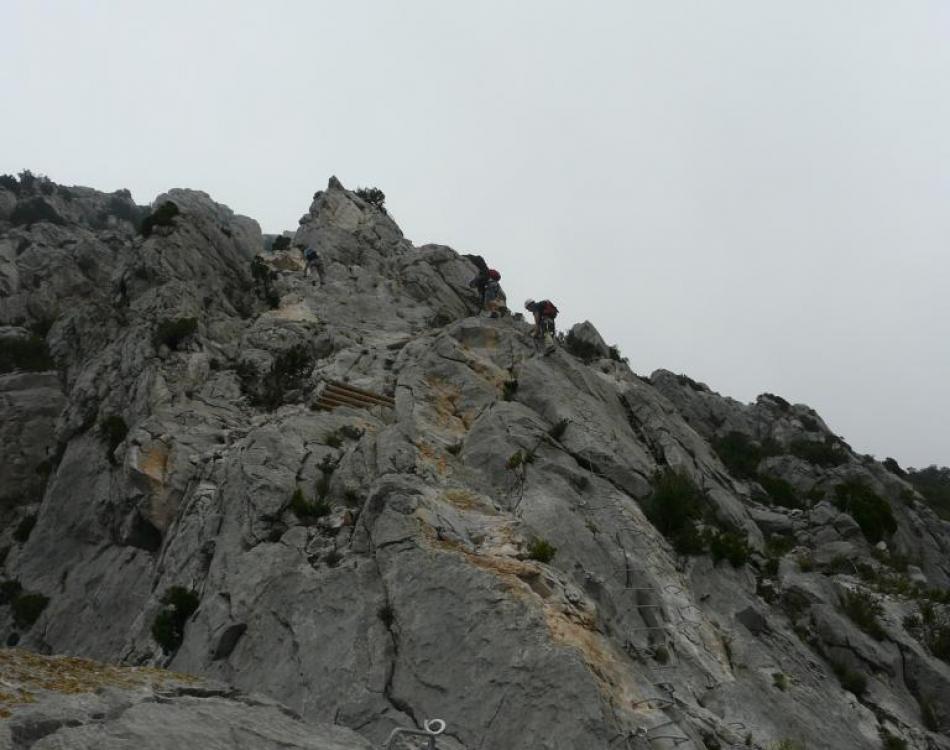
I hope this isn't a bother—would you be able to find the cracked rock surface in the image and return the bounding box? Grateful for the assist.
[1,173,948,749]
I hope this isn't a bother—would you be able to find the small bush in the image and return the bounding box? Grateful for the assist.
[759,475,801,509]
[608,345,627,363]
[271,236,291,252]
[641,469,704,554]
[338,424,364,441]
[527,538,557,563]
[563,332,602,362]
[153,317,198,351]
[151,586,199,653]
[140,201,180,237]
[841,589,886,640]
[906,465,950,521]
[10,197,64,227]
[355,187,386,213]
[502,380,518,401]
[789,437,848,468]
[708,530,751,568]
[13,514,37,543]
[548,419,569,442]
[712,432,779,479]
[239,345,314,411]
[0,335,55,373]
[879,729,907,750]
[325,432,344,449]
[833,480,897,543]
[831,660,867,697]
[99,415,128,463]
[12,592,49,628]
[290,487,330,520]
[0,174,17,192]
[0,579,23,605]
[506,451,525,470]
[772,672,788,691]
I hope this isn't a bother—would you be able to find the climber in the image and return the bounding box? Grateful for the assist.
[465,254,499,310]
[524,298,558,340]
[303,247,324,281]
[482,272,507,317]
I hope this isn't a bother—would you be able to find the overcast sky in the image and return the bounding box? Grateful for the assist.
[2,1,947,468]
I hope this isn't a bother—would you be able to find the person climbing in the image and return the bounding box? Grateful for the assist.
[482,270,507,317]
[466,254,491,308]
[303,247,324,281]
[524,298,559,341]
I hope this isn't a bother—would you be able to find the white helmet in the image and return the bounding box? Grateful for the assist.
[524,298,535,309]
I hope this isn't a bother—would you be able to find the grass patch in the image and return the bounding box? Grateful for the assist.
[759,475,802,509]
[290,487,330,521]
[841,589,886,640]
[708,530,752,568]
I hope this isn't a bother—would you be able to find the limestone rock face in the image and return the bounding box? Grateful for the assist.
[1,174,948,750]
[0,649,372,750]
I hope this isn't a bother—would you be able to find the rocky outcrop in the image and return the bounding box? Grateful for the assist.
[0,648,372,749]
[1,173,948,749]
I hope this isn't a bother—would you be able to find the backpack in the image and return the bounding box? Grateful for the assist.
[540,300,558,318]
[488,269,501,281]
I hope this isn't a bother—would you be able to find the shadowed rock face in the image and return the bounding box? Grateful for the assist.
[1,174,948,749]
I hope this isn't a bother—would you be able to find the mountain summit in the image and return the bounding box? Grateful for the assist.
[1,173,948,749]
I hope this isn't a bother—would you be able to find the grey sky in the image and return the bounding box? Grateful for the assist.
[3,1,948,467]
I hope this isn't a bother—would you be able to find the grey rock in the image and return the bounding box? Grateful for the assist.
[2,174,949,750]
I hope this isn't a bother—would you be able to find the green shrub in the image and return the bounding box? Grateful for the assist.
[153,317,197,350]
[12,592,49,628]
[506,451,525,470]
[0,173,17,192]
[338,425,364,441]
[0,579,23,605]
[652,644,670,664]
[772,672,788,691]
[13,514,37,543]
[99,415,128,463]
[325,432,344,449]
[769,741,806,750]
[290,487,330,520]
[563,332,602,362]
[548,419,569,442]
[354,187,386,213]
[712,432,779,479]
[759,475,801,509]
[789,437,848,468]
[833,480,897,543]
[502,379,518,401]
[641,469,704,552]
[140,200,180,237]
[607,345,627,363]
[708,530,751,568]
[841,589,886,640]
[239,345,314,411]
[527,538,557,563]
[906,465,950,521]
[831,660,867,697]
[250,256,280,308]
[271,236,291,252]
[10,197,64,227]
[0,335,55,373]
[676,374,706,392]
[879,729,907,750]
[151,585,199,653]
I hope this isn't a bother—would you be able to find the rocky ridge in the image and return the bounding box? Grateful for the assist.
[0,172,948,749]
